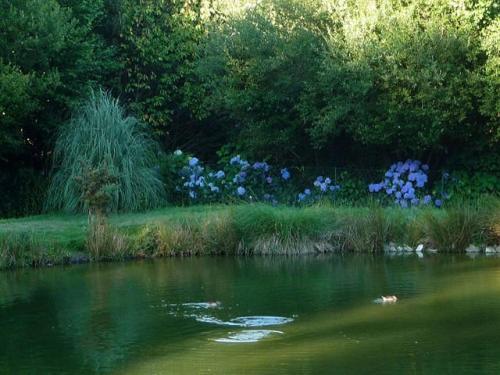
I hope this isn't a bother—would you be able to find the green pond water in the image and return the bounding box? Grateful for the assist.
[1,254,500,374]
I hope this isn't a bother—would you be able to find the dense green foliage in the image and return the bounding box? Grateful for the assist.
[0,0,498,216]
[198,0,499,166]
[46,90,165,212]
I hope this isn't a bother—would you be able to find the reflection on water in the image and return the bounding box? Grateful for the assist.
[166,302,222,309]
[214,330,283,343]
[1,255,500,374]
[187,314,294,327]
[173,310,295,328]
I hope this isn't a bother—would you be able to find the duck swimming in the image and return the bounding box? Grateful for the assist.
[381,295,398,303]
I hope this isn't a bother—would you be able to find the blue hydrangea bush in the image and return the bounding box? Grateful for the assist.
[368,159,444,208]
[166,153,449,208]
[298,176,341,203]
[170,152,296,204]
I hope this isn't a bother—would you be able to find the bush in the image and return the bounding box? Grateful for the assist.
[46,90,165,213]
[445,172,500,201]
[368,160,446,208]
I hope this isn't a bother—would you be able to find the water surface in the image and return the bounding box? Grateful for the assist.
[1,254,500,374]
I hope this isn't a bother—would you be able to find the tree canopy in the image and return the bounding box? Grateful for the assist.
[0,0,498,215]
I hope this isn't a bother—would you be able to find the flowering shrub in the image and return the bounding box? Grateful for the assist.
[298,176,341,203]
[166,153,454,208]
[167,152,293,204]
[167,151,345,205]
[225,155,287,203]
[177,154,229,202]
[368,160,444,208]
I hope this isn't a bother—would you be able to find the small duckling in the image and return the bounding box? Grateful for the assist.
[381,295,398,303]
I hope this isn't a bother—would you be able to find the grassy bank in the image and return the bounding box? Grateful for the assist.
[1,201,499,269]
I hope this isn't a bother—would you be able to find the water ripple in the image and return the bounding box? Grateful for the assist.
[192,315,294,327]
[214,330,283,343]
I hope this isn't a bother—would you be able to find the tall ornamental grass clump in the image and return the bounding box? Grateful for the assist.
[46,90,165,213]
[422,199,499,252]
[134,212,239,257]
[233,205,337,255]
[339,207,410,253]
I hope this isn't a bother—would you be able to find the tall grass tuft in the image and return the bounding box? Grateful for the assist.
[46,89,165,213]
[0,232,56,268]
[86,220,129,261]
[232,205,337,255]
[340,207,409,252]
[135,212,239,256]
[422,199,495,252]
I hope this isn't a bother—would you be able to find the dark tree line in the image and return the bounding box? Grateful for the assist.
[0,0,498,215]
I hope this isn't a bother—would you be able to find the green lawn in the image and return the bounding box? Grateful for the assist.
[0,205,229,247]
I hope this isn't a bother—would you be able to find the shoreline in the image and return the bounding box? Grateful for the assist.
[1,203,498,270]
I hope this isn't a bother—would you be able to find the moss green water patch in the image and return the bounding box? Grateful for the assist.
[114,257,500,375]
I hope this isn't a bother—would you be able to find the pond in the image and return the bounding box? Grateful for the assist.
[1,254,500,374]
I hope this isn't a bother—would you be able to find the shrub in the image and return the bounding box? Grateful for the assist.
[75,165,117,219]
[368,160,446,208]
[445,171,500,201]
[46,90,165,213]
